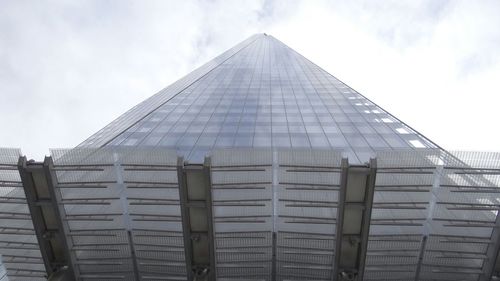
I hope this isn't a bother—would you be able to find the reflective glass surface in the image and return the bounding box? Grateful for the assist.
[81,34,436,163]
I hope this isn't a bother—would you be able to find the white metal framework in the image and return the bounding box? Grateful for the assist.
[1,148,499,280]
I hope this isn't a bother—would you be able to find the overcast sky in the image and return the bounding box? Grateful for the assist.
[1,0,499,159]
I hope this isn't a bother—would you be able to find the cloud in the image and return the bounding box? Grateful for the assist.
[0,0,499,159]
[0,0,262,158]
[268,0,500,150]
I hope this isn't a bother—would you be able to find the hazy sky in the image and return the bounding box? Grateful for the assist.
[1,0,499,159]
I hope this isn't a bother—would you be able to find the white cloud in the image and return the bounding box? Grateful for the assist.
[0,0,499,159]
[269,0,500,151]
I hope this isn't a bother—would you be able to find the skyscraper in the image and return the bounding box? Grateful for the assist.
[1,34,500,281]
[79,33,438,162]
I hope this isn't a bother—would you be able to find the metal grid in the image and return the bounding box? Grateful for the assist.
[0,148,45,281]
[50,148,185,281]
[362,150,438,281]
[363,150,500,281]
[211,149,274,280]
[277,150,342,281]
[2,148,500,280]
[419,151,500,281]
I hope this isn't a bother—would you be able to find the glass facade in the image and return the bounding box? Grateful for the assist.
[81,34,437,163]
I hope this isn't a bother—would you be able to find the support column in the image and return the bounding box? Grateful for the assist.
[177,157,216,281]
[18,156,77,281]
[333,158,377,281]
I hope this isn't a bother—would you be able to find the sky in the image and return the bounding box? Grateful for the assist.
[1,0,499,159]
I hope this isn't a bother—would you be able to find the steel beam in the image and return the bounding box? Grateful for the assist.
[17,156,77,280]
[356,158,377,281]
[414,235,428,281]
[177,156,216,281]
[333,158,349,280]
[333,158,377,281]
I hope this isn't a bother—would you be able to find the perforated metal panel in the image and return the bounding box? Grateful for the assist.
[362,150,439,281]
[419,152,500,281]
[363,150,500,281]
[277,150,342,281]
[50,148,185,281]
[211,149,274,280]
[210,149,343,281]
[3,148,500,280]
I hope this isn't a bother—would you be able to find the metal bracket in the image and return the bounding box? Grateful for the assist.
[333,158,377,281]
[17,156,77,280]
[177,156,216,281]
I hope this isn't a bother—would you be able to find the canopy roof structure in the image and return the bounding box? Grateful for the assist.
[1,34,500,281]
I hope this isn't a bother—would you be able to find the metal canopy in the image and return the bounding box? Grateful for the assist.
[1,148,500,280]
